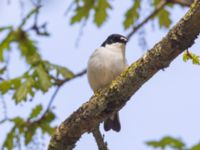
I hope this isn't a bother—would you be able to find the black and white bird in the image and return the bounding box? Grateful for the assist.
[87,34,128,132]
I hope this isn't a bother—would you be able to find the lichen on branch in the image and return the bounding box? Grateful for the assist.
[48,1,200,150]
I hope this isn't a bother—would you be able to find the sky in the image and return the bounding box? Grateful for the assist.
[0,0,200,150]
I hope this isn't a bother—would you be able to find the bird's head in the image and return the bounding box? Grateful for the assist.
[101,34,128,48]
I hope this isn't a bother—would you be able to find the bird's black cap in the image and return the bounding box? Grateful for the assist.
[101,34,128,47]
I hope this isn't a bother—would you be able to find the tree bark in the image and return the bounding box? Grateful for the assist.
[48,1,200,150]
[169,0,194,6]
[92,126,108,150]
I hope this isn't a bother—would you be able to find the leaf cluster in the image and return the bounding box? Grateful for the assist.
[146,136,200,150]
[0,8,74,149]
[3,105,56,150]
[183,51,200,65]
[70,0,173,29]
[0,14,74,103]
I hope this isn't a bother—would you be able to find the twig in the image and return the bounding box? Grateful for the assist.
[40,69,87,119]
[32,8,50,36]
[186,50,192,58]
[126,0,193,40]
[75,19,87,48]
[48,0,200,148]
[32,0,49,36]
[28,0,50,36]
[40,86,60,118]
[64,1,75,16]
[92,126,109,150]
[0,118,8,124]
[57,69,87,86]
[127,0,168,40]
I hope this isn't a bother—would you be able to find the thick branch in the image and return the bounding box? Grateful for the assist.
[48,1,200,150]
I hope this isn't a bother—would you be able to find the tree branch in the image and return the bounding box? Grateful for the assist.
[58,0,193,83]
[48,0,200,149]
[92,126,108,150]
[127,0,194,40]
[39,69,87,120]
[53,69,87,86]
[168,0,194,6]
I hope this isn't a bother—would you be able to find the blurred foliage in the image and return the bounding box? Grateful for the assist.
[3,105,55,150]
[146,136,185,150]
[0,0,199,149]
[146,136,200,150]
[0,6,74,149]
[70,0,112,26]
[157,9,171,28]
[69,0,173,29]
[0,8,75,103]
[0,27,74,103]
[123,0,141,29]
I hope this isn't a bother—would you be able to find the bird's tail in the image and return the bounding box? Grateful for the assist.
[104,113,121,132]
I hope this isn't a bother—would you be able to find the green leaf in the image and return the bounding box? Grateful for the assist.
[11,78,22,89]
[43,61,74,79]
[29,104,43,119]
[94,0,111,26]
[70,0,95,24]
[35,65,52,92]
[191,54,200,64]
[39,110,56,135]
[43,111,56,123]
[13,77,34,103]
[0,77,21,94]
[2,127,16,150]
[146,136,185,150]
[0,80,11,94]
[24,126,37,145]
[123,0,140,29]
[152,0,160,6]
[183,51,189,62]
[146,141,162,148]
[0,31,15,61]
[16,30,41,65]
[157,9,171,28]
[40,123,55,135]
[54,65,74,79]
[191,143,200,150]
[11,117,25,126]
[183,51,200,65]
[56,67,74,79]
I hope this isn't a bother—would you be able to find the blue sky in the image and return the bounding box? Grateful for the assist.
[0,0,200,150]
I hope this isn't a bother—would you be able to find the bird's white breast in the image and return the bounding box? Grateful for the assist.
[87,44,128,91]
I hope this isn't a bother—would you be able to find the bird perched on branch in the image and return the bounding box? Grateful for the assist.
[87,34,128,132]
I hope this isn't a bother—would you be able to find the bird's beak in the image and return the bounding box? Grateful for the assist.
[120,37,128,44]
